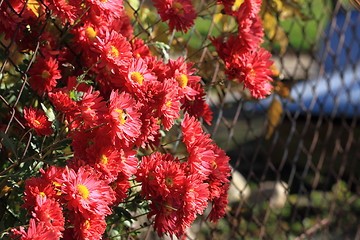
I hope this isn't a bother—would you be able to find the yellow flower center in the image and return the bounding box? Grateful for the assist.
[110,45,119,58]
[176,74,188,88]
[100,154,108,165]
[77,184,89,200]
[85,220,90,229]
[250,68,256,78]
[53,181,62,195]
[166,100,172,108]
[130,72,144,85]
[115,109,127,125]
[39,192,46,198]
[212,161,217,169]
[85,27,97,42]
[41,70,50,79]
[53,181,61,187]
[121,153,126,163]
[34,119,41,125]
[172,1,184,16]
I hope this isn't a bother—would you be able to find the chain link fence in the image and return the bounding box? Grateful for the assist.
[1,0,360,239]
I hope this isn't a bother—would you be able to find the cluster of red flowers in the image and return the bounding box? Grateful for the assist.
[12,166,115,239]
[136,114,231,237]
[212,0,274,99]
[1,0,270,238]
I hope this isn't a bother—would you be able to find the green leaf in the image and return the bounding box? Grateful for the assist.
[127,0,140,9]
[109,229,121,240]
[151,41,170,63]
[69,90,83,101]
[1,131,17,159]
[159,129,166,137]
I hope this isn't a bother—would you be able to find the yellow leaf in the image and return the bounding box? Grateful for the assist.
[263,12,277,39]
[0,185,13,198]
[262,12,289,55]
[233,0,244,10]
[274,81,291,99]
[266,98,283,139]
[27,0,41,18]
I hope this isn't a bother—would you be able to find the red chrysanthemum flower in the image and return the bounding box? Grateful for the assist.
[112,172,130,204]
[181,114,217,177]
[107,90,142,146]
[22,166,63,211]
[234,48,274,98]
[180,83,213,125]
[71,22,102,68]
[87,144,122,183]
[24,107,53,137]
[46,0,80,25]
[48,88,78,115]
[166,57,200,100]
[107,10,134,38]
[217,0,235,14]
[73,22,100,46]
[181,114,205,148]
[241,0,262,18]
[0,2,23,41]
[48,76,89,116]
[208,144,231,200]
[75,87,107,129]
[71,128,98,162]
[28,56,61,95]
[147,195,186,237]
[158,79,180,130]
[86,0,124,19]
[136,152,185,199]
[32,196,65,235]
[60,167,115,218]
[120,58,157,97]
[208,182,229,222]
[210,34,247,63]
[235,6,264,51]
[135,112,161,149]
[209,145,231,183]
[11,218,60,240]
[97,30,132,71]
[145,56,167,82]
[130,38,151,59]
[187,135,215,178]
[73,213,107,240]
[118,148,138,178]
[153,0,197,33]
[175,175,209,235]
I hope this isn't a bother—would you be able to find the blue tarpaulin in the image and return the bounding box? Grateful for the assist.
[248,10,360,118]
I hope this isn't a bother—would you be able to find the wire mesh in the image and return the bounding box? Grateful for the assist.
[1,0,360,239]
